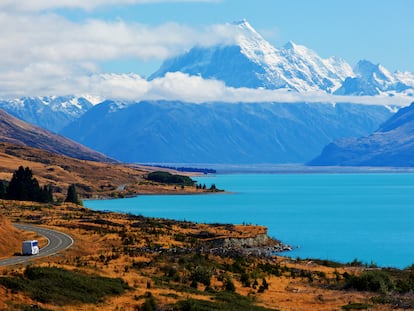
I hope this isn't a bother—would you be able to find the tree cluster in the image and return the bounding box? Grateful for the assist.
[0,166,53,203]
[146,171,195,186]
[0,166,80,205]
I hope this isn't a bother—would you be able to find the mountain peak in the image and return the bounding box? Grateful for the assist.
[232,19,250,27]
[355,59,379,75]
[354,59,395,86]
[231,19,268,47]
[283,40,297,50]
[149,20,414,94]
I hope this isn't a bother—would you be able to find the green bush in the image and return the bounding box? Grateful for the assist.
[173,292,277,311]
[0,266,130,305]
[146,171,195,186]
[190,266,211,287]
[140,295,158,311]
[223,275,235,292]
[341,302,372,310]
[344,270,394,294]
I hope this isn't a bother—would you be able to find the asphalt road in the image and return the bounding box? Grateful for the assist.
[0,223,74,267]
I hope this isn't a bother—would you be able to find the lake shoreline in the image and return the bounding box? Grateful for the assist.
[86,172,414,269]
[143,163,414,174]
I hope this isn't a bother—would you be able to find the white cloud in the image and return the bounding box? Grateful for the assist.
[0,14,202,68]
[0,0,220,12]
[0,1,411,108]
[0,5,239,100]
[0,11,236,77]
[0,64,411,107]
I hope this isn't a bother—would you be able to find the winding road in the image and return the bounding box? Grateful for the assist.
[0,224,74,267]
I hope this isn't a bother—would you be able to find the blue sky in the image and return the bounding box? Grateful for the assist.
[0,0,413,102]
[57,0,414,75]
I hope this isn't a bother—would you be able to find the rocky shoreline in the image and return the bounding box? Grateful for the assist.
[205,233,292,258]
[129,231,292,259]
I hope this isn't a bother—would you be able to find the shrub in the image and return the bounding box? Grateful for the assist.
[0,266,130,305]
[223,275,235,292]
[174,292,277,311]
[344,270,394,294]
[146,171,195,186]
[240,272,250,287]
[140,295,158,311]
[190,266,211,287]
[341,302,372,310]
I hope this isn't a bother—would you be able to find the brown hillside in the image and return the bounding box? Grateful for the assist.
[0,201,403,311]
[0,109,113,162]
[0,142,204,200]
[0,215,23,258]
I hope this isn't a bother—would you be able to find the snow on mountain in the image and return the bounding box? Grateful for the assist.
[395,71,414,94]
[0,96,95,133]
[335,60,414,96]
[150,20,354,93]
[149,20,414,99]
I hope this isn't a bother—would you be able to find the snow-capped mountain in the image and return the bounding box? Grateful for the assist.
[150,20,354,93]
[150,20,414,98]
[0,96,96,133]
[2,19,414,166]
[335,60,414,96]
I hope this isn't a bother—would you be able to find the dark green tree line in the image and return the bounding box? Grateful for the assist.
[2,166,53,203]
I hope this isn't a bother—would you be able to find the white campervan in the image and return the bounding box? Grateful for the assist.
[22,240,39,255]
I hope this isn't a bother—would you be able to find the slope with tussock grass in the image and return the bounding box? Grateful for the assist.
[0,200,408,311]
[0,142,209,201]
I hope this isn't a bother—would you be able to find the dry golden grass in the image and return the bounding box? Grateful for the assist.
[0,200,406,311]
[0,214,48,259]
[0,142,210,202]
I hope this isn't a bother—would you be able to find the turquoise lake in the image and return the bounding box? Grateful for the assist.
[85,173,414,268]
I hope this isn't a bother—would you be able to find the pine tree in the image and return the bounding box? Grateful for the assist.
[7,166,41,201]
[65,184,80,205]
[39,185,54,203]
[0,181,6,199]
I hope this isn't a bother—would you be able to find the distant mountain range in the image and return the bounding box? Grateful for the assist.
[0,96,94,133]
[335,60,414,96]
[0,109,113,162]
[1,20,413,165]
[309,102,414,167]
[60,100,393,164]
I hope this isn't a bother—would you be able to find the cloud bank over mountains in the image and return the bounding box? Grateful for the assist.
[0,2,243,100]
[81,73,412,107]
[0,1,412,107]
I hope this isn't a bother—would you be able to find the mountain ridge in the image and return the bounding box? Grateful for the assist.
[0,96,95,133]
[60,100,393,164]
[0,109,113,163]
[309,102,414,166]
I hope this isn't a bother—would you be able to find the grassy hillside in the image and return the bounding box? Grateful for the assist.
[0,200,409,311]
[0,109,113,162]
[0,142,205,201]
